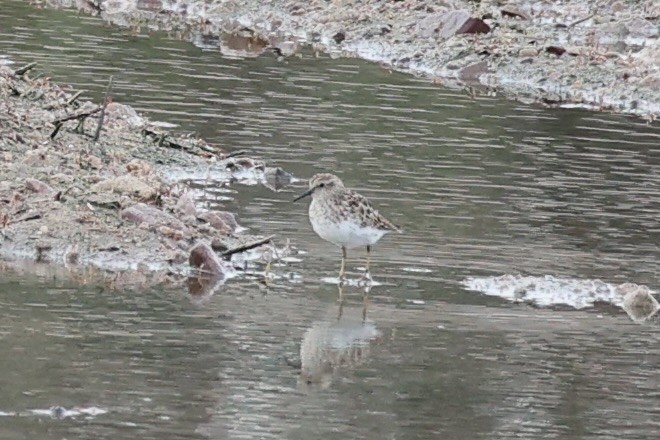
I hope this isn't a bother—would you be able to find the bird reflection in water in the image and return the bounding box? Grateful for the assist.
[298,283,381,390]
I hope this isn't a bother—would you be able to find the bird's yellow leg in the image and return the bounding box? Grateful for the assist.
[339,246,347,283]
[362,285,370,322]
[361,245,372,281]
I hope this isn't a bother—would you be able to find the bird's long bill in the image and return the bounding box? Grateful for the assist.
[293,187,314,202]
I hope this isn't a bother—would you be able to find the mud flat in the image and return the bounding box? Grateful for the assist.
[43,0,660,119]
[0,63,294,290]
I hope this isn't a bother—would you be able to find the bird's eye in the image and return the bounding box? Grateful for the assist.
[318,183,325,188]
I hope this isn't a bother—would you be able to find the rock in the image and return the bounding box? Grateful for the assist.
[458,61,490,81]
[415,11,458,39]
[212,211,240,231]
[64,244,79,264]
[262,167,294,191]
[222,157,266,171]
[220,33,269,58]
[618,283,659,322]
[456,18,491,35]
[625,18,658,39]
[197,211,232,235]
[175,192,197,216]
[546,46,566,57]
[126,159,153,176]
[189,241,227,277]
[501,7,530,20]
[25,178,53,194]
[105,102,145,127]
[272,39,300,57]
[34,240,52,261]
[85,192,122,209]
[168,249,188,265]
[85,155,104,170]
[608,1,626,13]
[332,31,346,44]
[519,48,538,57]
[438,10,471,38]
[158,225,184,240]
[121,203,187,232]
[211,237,229,253]
[638,74,660,88]
[91,174,158,200]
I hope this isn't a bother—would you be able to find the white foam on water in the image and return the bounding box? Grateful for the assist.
[401,267,433,273]
[461,274,652,310]
[2,406,110,419]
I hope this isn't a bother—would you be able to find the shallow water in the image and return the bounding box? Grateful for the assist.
[1,1,659,439]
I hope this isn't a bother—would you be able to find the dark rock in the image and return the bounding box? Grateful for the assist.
[189,241,227,277]
[85,192,122,209]
[546,46,566,56]
[456,18,491,35]
[35,240,52,262]
[332,32,346,44]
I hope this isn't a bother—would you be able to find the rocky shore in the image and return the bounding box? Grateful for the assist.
[0,63,294,292]
[43,0,660,119]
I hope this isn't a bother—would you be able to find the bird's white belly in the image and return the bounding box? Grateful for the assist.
[312,219,386,249]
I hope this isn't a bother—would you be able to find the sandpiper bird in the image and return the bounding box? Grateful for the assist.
[293,173,400,281]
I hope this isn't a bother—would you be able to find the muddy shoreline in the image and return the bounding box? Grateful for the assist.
[0,62,294,292]
[42,0,660,120]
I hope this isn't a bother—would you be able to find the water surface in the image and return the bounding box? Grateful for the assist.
[0,2,658,439]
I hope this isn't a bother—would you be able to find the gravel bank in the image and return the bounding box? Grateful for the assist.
[0,63,293,290]
[45,0,660,119]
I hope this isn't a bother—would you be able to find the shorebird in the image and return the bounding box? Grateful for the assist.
[293,173,400,281]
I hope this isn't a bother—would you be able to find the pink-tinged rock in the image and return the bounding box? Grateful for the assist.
[175,192,197,216]
[458,61,491,81]
[197,210,240,232]
[189,242,227,277]
[25,178,53,194]
[197,211,232,235]
[120,203,186,231]
[438,10,471,38]
[213,211,240,231]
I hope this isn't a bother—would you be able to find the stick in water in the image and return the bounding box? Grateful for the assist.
[93,75,114,142]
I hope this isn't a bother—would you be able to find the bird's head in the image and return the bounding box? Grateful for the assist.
[293,173,344,202]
